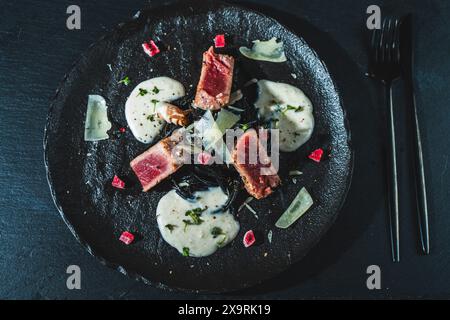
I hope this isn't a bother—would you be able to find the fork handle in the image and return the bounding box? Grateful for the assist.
[408,80,430,255]
[386,82,400,262]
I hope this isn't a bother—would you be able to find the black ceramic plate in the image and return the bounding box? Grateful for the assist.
[44,0,352,292]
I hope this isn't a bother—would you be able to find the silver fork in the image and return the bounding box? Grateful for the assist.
[369,17,402,262]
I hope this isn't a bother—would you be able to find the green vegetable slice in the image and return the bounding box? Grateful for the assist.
[194,110,240,164]
[215,109,240,134]
[239,37,287,63]
[84,95,111,141]
[275,187,313,229]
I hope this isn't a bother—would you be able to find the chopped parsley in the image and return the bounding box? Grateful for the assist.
[165,224,177,232]
[211,227,225,238]
[182,247,190,257]
[147,114,156,121]
[118,76,131,86]
[182,220,194,231]
[183,207,206,230]
[185,208,205,224]
[283,105,304,113]
[217,235,227,247]
[239,123,251,131]
[137,88,148,96]
[151,99,159,106]
[152,86,160,94]
[211,227,227,247]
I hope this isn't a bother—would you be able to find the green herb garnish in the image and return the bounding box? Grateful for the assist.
[182,247,190,257]
[217,235,227,247]
[185,208,205,224]
[147,114,156,121]
[211,227,225,238]
[165,224,177,232]
[151,99,159,107]
[183,207,206,230]
[118,76,131,86]
[183,220,193,231]
[137,88,148,96]
[152,86,160,94]
[283,105,304,113]
[239,123,250,131]
[211,227,227,247]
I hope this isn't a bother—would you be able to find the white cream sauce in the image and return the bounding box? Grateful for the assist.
[125,77,185,144]
[156,187,240,257]
[254,80,314,152]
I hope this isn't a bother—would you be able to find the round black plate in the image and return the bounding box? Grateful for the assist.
[44,0,352,292]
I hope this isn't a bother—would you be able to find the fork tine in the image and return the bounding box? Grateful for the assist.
[385,17,401,66]
[380,18,389,63]
[385,18,391,63]
[371,28,377,53]
[393,18,401,64]
[386,17,395,64]
[371,27,381,64]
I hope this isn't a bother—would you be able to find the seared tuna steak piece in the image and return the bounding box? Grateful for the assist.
[194,47,235,110]
[232,129,281,199]
[131,130,184,192]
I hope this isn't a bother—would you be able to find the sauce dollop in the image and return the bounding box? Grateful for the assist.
[255,80,314,152]
[156,187,240,257]
[125,77,185,144]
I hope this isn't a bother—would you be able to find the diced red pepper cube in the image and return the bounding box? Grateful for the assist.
[243,230,256,248]
[112,175,125,189]
[119,127,126,133]
[308,148,324,163]
[197,152,212,165]
[119,231,135,245]
[214,34,226,48]
[142,40,160,57]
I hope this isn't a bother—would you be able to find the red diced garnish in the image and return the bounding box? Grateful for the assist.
[119,127,126,133]
[142,40,160,57]
[112,175,125,189]
[308,148,324,163]
[197,152,212,165]
[243,230,256,248]
[119,231,135,245]
[214,34,226,48]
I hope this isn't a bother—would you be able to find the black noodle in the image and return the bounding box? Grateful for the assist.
[171,165,242,213]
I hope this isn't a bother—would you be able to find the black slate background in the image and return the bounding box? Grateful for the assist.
[1,0,449,299]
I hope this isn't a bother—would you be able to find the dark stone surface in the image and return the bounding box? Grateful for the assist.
[0,0,449,299]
